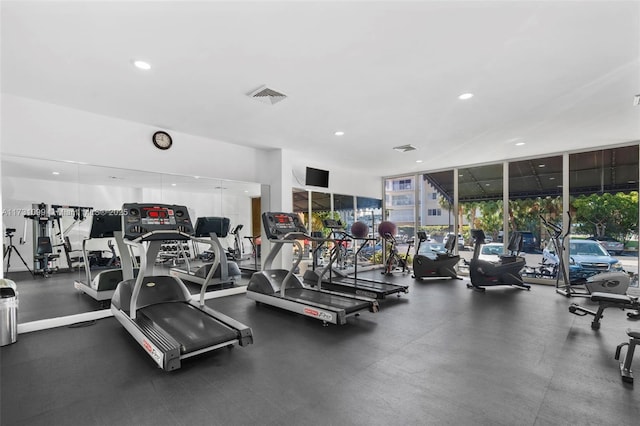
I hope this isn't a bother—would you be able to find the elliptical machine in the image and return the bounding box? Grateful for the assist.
[412,232,461,280]
[540,213,629,297]
[467,229,530,292]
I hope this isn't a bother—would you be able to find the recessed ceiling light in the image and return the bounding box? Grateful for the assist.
[458,93,474,100]
[515,142,526,146]
[52,171,60,175]
[459,174,464,177]
[334,131,345,136]
[416,160,423,163]
[485,183,490,186]
[549,177,555,180]
[538,164,545,168]
[133,60,151,70]
[171,183,177,187]
[244,190,249,193]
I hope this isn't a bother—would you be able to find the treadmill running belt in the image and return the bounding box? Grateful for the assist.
[140,302,238,354]
[333,278,405,294]
[283,288,371,314]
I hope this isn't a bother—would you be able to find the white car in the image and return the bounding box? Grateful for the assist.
[478,243,505,262]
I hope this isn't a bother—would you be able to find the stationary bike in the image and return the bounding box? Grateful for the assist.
[412,232,461,280]
[467,229,530,292]
[381,233,412,275]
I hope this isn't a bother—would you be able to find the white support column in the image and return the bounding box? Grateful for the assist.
[562,152,570,285]
[503,161,509,250]
[453,168,459,255]
[414,173,420,240]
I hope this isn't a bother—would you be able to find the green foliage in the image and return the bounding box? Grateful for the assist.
[447,193,637,245]
[572,192,638,242]
[310,211,340,234]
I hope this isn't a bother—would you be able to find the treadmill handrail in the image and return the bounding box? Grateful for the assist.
[124,239,146,320]
[128,229,193,243]
[191,233,231,307]
[82,238,92,285]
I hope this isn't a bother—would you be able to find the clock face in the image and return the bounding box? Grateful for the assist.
[153,131,172,150]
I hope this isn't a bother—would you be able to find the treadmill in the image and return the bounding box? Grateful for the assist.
[246,212,379,326]
[74,212,134,306]
[111,203,252,371]
[169,217,241,288]
[302,219,408,299]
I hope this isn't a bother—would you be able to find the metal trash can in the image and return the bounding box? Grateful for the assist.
[0,279,18,346]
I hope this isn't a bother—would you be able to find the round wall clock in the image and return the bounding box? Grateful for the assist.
[152,131,173,150]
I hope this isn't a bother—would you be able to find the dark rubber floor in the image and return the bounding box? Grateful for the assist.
[2,269,640,425]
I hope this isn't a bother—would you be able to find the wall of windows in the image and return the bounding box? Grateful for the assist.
[384,144,639,293]
[291,189,383,265]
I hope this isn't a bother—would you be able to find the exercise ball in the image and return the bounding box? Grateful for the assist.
[378,221,397,239]
[351,221,369,239]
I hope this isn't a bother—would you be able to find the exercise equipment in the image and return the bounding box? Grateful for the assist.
[615,329,640,384]
[246,212,379,326]
[378,221,412,276]
[227,224,248,261]
[302,219,408,299]
[111,203,252,371]
[238,234,261,275]
[540,214,629,297]
[23,203,92,274]
[466,229,530,292]
[3,228,32,276]
[170,217,240,288]
[74,212,134,307]
[568,291,640,330]
[412,232,461,280]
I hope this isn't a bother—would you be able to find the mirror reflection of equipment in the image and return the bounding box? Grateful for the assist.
[169,217,241,289]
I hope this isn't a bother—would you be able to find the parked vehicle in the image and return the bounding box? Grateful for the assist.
[443,233,465,250]
[417,242,445,257]
[542,238,625,281]
[477,243,505,262]
[587,236,624,255]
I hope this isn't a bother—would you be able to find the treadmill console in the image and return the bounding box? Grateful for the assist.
[262,212,308,240]
[194,217,230,238]
[322,218,344,229]
[122,203,193,241]
[89,212,122,238]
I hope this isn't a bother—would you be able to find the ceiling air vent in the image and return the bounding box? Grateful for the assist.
[248,85,287,105]
[393,144,417,153]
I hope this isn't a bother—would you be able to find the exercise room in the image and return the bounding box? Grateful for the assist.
[1,1,639,425]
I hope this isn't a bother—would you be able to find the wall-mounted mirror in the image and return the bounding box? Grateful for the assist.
[1,155,263,323]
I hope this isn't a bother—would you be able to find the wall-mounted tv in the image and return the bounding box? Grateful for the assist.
[305,167,329,188]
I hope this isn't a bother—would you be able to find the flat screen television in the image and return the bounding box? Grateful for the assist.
[305,167,329,188]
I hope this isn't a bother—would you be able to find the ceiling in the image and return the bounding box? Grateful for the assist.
[2,1,639,177]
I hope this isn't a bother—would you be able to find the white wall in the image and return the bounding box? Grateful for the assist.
[1,94,383,202]
[1,94,265,183]
[290,157,381,199]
